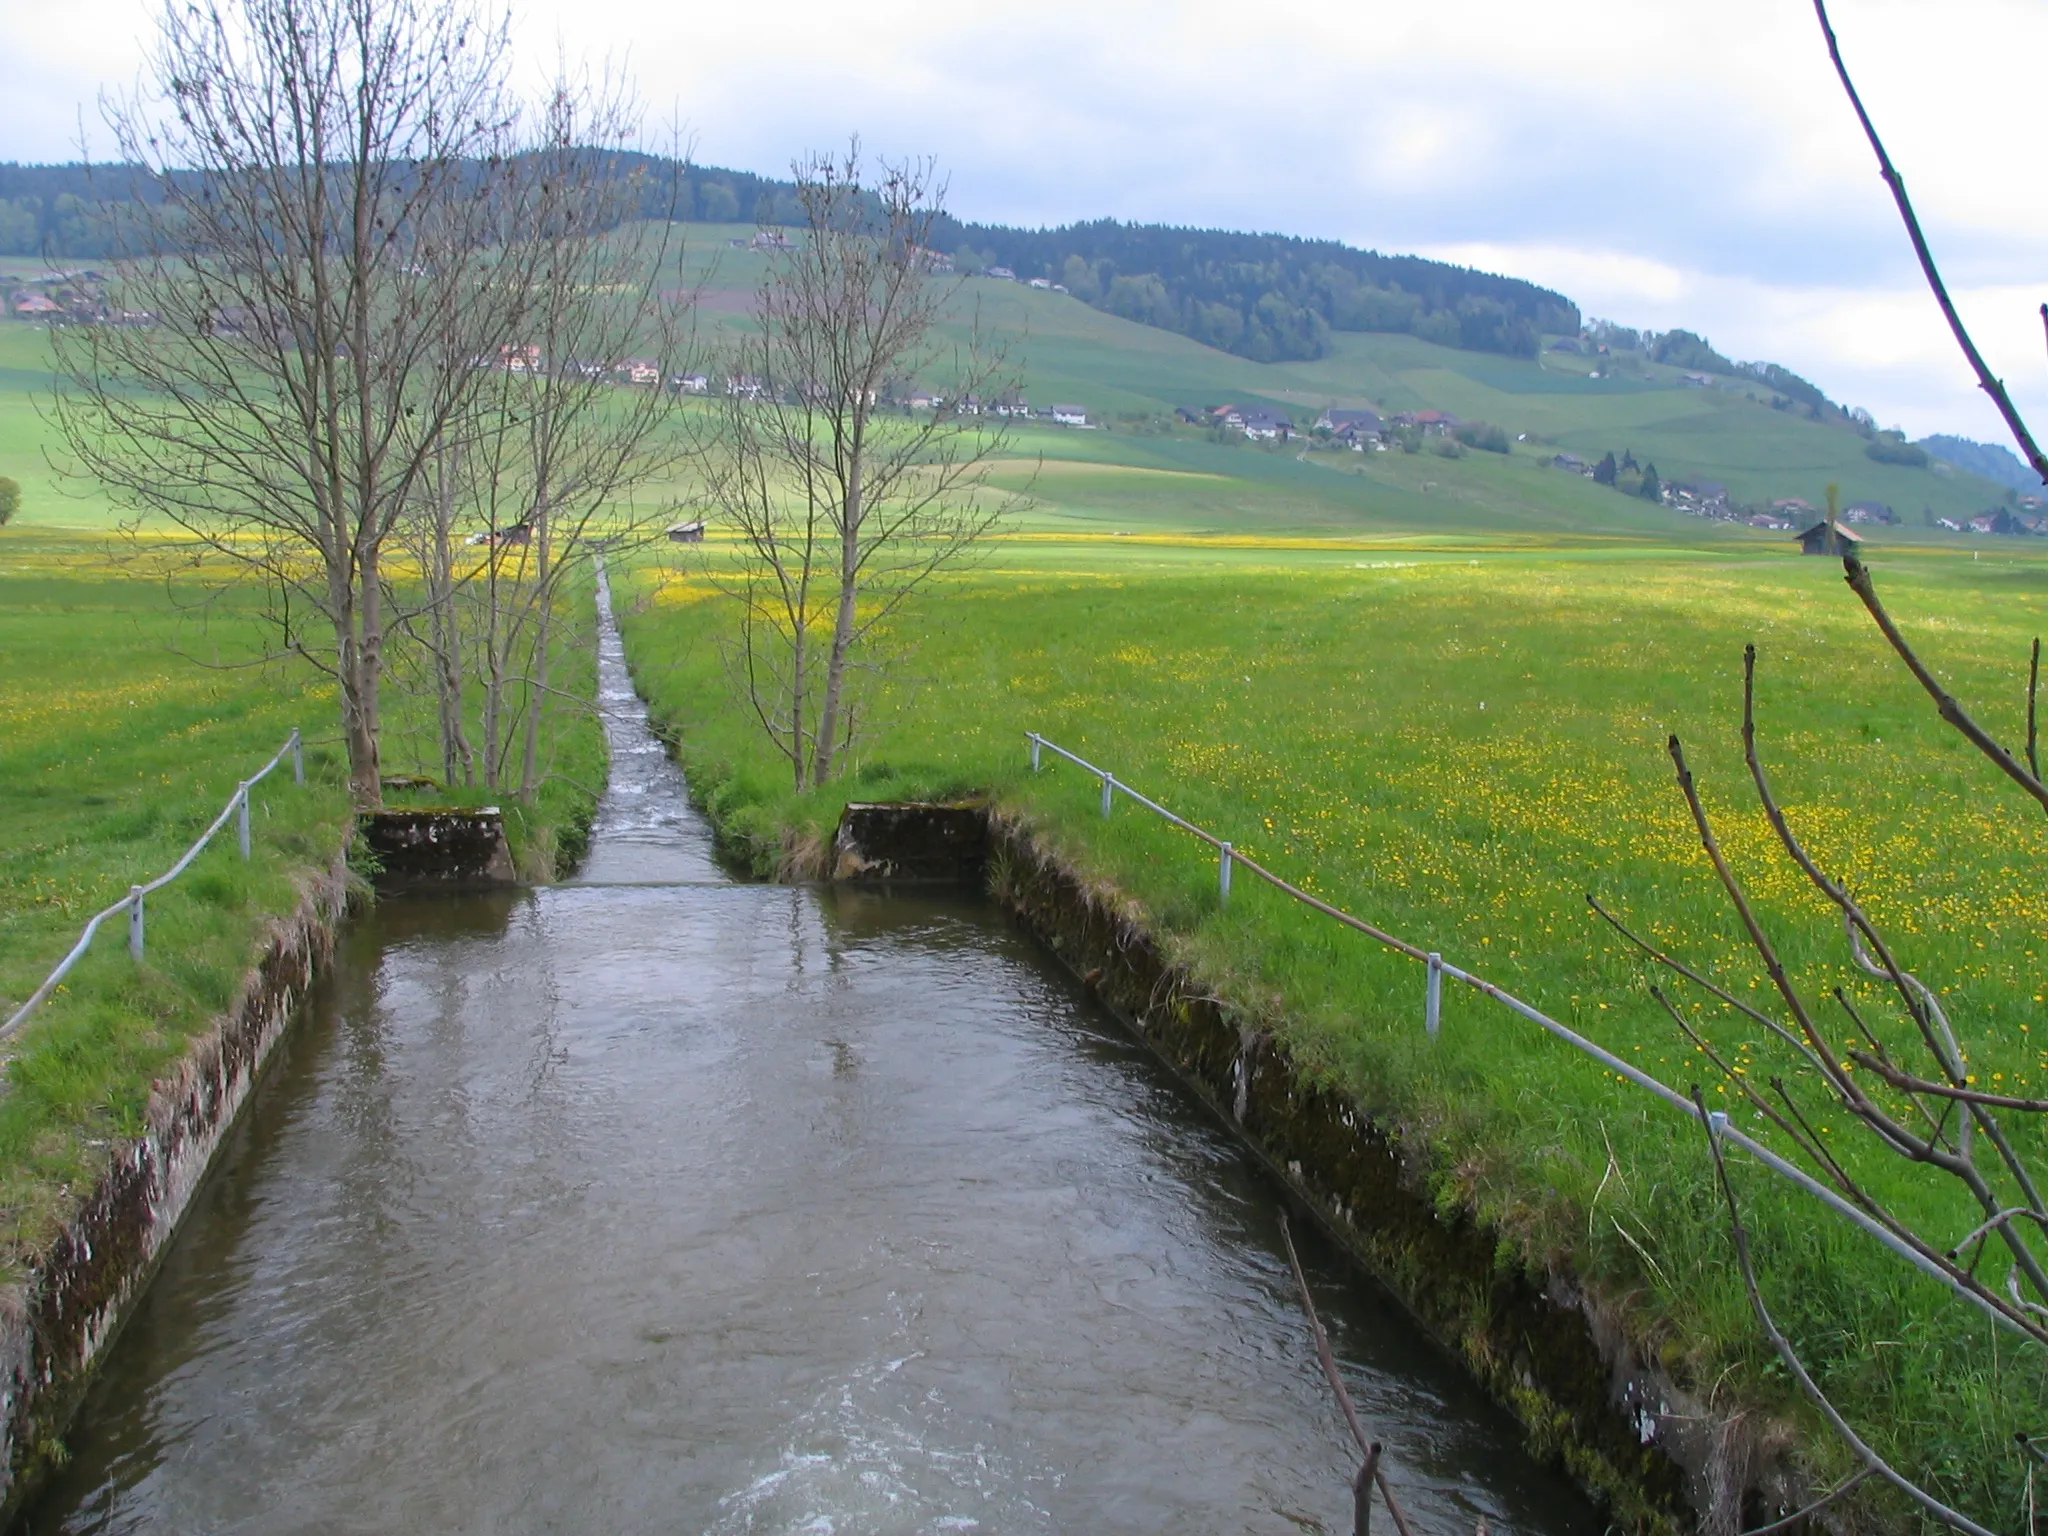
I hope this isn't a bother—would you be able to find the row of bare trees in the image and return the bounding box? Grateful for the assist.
[50,0,691,810]
[52,0,1011,812]
[49,0,1007,819]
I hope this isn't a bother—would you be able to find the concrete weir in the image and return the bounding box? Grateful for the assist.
[0,854,351,1525]
[831,799,1799,1535]
[359,808,517,890]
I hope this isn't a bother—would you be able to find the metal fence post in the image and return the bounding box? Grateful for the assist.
[1425,952,1442,1040]
[1101,773,1114,817]
[128,887,145,962]
[1029,733,1042,772]
[1219,842,1233,904]
[290,728,304,786]
[236,787,252,860]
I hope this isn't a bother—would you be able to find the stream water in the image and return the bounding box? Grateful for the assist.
[23,574,1605,1535]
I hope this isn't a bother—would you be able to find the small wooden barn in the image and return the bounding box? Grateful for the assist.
[666,520,706,544]
[1795,520,1863,557]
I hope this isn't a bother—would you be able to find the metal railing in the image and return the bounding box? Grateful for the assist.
[1024,730,2025,1336]
[3,729,305,1042]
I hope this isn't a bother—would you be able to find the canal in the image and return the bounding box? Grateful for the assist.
[24,577,1603,1535]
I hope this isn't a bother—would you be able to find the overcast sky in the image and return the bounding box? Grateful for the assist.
[5,0,2041,442]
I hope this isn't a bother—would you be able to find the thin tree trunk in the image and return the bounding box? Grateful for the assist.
[518,497,552,799]
[810,457,862,786]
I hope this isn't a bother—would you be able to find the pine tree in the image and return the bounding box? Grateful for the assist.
[1640,464,1662,501]
[1593,452,1617,486]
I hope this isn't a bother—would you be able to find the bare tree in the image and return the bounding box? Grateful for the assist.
[392,89,693,797]
[1587,8,2048,1527]
[52,0,539,807]
[700,145,1022,790]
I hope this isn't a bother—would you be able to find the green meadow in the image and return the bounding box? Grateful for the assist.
[5,251,2047,1526]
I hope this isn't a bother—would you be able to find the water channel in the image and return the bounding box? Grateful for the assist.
[24,575,1604,1535]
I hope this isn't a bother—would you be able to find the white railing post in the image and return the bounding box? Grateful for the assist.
[236,786,252,860]
[1029,733,1042,772]
[290,728,304,785]
[1219,842,1233,904]
[1425,952,1443,1040]
[128,887,145,962]
[1101,773,1114,817]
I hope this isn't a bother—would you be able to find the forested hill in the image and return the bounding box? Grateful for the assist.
[935,218,1576,364]
[0,154,1573,366]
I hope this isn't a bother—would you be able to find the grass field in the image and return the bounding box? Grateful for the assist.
[0,529,355,1268]
[617,527,2048,1525]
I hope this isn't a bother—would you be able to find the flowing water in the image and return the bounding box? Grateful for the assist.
[23,574,1605,1535]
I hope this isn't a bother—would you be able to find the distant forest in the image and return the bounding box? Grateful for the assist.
[1919,433,2040,492]
[0,154,1575,366]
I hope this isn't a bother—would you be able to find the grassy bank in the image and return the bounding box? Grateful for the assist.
[0,527,607,1275]
[617,531,2048,1525]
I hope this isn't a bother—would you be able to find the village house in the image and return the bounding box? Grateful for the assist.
[1770,497,1814,517]
[1970,509,2033,536]
[1027,277,1052,290]
[1796,520,1863,556]
[1236,408,1293,441]
[11,292,59,318]
[500,342,542,373]
[1840,500,1895,525]
[1389,409,1458,437]
[986,266,1017,281]
[749,230,794,252]
[1049,404,1089,426]
[618,359,661,386]
[1316,408,1382,437]
[673,373,710,394]
[1550,452,1590,474]
[725,374,767,401]
[1669,480,1729,513]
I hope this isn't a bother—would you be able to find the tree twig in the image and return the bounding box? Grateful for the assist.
[1810,0,2048,485]
[1277,1211,1418,1536]
[1696,1090,2002,1536]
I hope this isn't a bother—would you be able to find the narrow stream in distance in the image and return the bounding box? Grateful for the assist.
[23,572,1604,1535]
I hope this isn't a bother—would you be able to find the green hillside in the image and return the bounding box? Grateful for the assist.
[669,226,2018,543]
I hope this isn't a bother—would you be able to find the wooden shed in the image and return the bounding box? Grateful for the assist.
[666,520,706,544]
[1795,520,1863,557]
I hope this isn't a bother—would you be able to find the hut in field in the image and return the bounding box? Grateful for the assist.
[1795,520,1863,556]
[666,520,706,544]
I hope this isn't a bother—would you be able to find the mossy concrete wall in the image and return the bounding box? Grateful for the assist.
[0,854,351,1526]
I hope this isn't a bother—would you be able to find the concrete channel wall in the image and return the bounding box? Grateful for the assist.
[833,799,1816,1536]
[0,853,351,1524]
